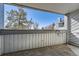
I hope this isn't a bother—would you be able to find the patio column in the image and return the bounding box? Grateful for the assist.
[0,3,4,55]
[65,14,71,44]
[0,3,4,29]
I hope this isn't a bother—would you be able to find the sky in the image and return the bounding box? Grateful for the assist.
[4,4,64,29]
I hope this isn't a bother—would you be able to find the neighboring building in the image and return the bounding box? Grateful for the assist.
[42,16,67,30]
[54,16,67,30]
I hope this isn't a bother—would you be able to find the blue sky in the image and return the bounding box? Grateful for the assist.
[4,4,64,29]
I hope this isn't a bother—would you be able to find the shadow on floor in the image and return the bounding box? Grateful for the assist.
[3,44,76,56]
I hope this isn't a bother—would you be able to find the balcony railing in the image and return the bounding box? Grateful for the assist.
[0,30,66,55]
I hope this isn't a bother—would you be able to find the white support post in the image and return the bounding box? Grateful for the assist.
[0,3,4,55]
[0,35,4,55]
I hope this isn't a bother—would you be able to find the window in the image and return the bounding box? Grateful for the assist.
[4,4,64,30]
[59,22,64,27]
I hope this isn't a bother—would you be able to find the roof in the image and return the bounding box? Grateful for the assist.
[19,3,79,15]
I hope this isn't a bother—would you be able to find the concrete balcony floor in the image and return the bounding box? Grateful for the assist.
[3,44,76,56]
[68,44,79,56]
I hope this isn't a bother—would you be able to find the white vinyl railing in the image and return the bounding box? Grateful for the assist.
[0,30,66,55]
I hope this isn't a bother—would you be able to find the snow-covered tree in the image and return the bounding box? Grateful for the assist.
[6,10,18,29]
[5,7,39,30]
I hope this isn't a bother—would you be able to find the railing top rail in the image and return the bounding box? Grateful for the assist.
[0,29,67,35]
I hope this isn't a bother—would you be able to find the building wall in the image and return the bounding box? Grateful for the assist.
[67,9,79,46]
[54,16,67,30]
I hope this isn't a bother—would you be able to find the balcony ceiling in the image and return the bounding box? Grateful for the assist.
[19,3,79,15]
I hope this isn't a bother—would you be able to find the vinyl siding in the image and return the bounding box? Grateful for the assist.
[67,10,79,46]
